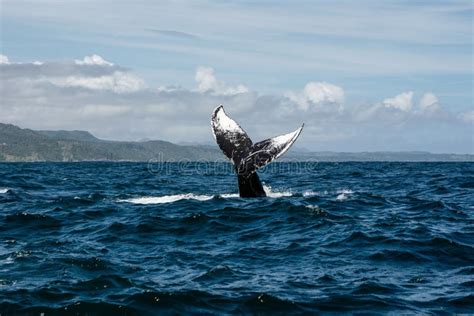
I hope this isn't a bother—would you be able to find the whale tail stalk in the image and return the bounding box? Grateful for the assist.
[211,105,304,197]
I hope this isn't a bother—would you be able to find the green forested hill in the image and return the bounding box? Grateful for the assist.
[36,130,100,142]
[0,123,223,162]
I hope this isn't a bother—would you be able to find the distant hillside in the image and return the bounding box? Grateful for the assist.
[0,123,472,162]
[0,123,223,162]
[284,150,474,162]
[36,130,100,142]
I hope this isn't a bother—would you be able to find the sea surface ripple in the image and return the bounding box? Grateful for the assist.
[0,162,473,314]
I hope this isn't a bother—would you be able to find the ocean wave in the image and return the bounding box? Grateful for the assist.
[0,188,9,194]
[336,189,354,201]
[369,250,429,263]
[192,265,238,282]
[59,256,111,272]
[263,185,293,198]
[302,190,319,197]
[2,212,61,229]
[119,193,214,204]
[1,162,473,314]
[118,185,294,204]
[118,186,354,205]
[302,188,355,200]
[3,290,473,315]
[305,204,329,217]
[219,193,240,198]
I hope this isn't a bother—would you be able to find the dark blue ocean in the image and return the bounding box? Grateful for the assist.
[0,162,473,315]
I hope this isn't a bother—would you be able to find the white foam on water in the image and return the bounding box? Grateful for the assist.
[220,193,240,198]
[119,185,300,205]
[306,204,327,215]
[336,193,348,201]
[337,189,354,194]
[0,188,9,194]
[263,185,293,198]
[336,188,354,201]
[119,193,214,205]
[303,190,333,197]
[0,256,14,265]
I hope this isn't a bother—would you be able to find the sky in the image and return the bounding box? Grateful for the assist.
[0,0,472,153]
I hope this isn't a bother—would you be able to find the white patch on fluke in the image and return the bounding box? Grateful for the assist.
[213,106,242,135]
[271,125,304,160]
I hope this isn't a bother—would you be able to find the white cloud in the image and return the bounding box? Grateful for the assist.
[304,82,345,105]
[75,54,114,66]
[285,81,345,110]
[0,55,472,153]
[195,66,217,92]
[352,91,448,123]
[78,104,132,117]
[0,54,145,93]
[459,110,474,123]
[195,66,248,96]
[382,91,413,111]
[45,71,145,93]
[157,85,181,93]
[0,55,10,65]
[0,54,43,66]
[419,92,440,112]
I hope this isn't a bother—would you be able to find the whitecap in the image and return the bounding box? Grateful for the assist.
[306,204,327,215]
[0,188,9,194]
[336,188,354,201]
[263,185,292,198]
[119,193,214,205]
[336,193,348,201]
[119,186,295,204]
[337,189,354,194]
[220,193,240,198]
[0,256,14,265]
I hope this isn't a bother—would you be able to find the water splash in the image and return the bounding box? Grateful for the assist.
[119,193,213,204]
[263,184,292,198]
[336,189,354,201]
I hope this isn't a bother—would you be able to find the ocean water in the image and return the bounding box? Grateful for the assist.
[0,162,473,315]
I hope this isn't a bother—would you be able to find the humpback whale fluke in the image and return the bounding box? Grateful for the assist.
[211,105,304,197]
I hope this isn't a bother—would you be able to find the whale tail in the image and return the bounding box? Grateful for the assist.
[211,105,303,197]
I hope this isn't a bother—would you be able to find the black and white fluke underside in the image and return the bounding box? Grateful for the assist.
[211,105,304,197]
